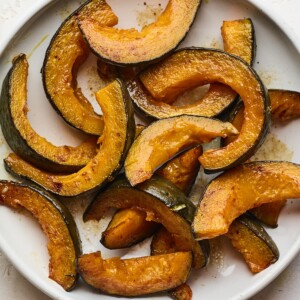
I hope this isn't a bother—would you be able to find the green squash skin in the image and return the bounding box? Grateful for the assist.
[0,180,82,291]
[4,79,136,200]
[0,54,94,174]
[236,215,279,259]
[79,1,203,67]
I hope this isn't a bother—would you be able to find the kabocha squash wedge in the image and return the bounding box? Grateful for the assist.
[125,115,238,186]
[84,186,204,269]
[0,181,81,290]
[78,0,201,66]
[270,89,300,122]
[42,0,118,135]
[250,201,286,228]
[139,48,270,172]
[4,79,135,197]
[101,148,201,249]
[78,251,192,296]
[0,54,98,173]
[226,215,279,273]
[128,18,255,120]
[221,18,256,65]
[192,161,300,240]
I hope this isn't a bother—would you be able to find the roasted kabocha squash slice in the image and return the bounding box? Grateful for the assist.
[42,0,118,135]
[139,48,270,173]
[84,185,204,269]
[0,181,81,290]
[127,18,255,120]
[226,215,279,273]
[4,79,135,197]
[0,54,98,173]
[125,115,238,185]
[78,0,201,66]
[78,251,192,296]
[269,89,300,122]
[192,161,300,240]
[249,201,286,228]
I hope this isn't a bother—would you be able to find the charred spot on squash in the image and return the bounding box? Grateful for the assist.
[0,181,81,290]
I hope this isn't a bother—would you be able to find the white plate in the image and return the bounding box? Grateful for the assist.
[0,0,300,299]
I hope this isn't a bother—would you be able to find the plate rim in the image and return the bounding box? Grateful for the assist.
[0,1,300,300]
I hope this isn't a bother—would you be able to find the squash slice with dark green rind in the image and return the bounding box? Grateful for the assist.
[84,186,204,269]
[42,0,118,135]
[192,161,300,240]
[78,251,192,296]
[139,48,270,173]
[78,0,201,66]
[0,54,98,173]
[0,181,81,290]
[4,79,135,197]
[128,18,255,120]
[226,215,279,273]
[125,114,238,186]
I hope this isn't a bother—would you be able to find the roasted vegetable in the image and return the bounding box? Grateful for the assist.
[0,54,98,173]
[192,161,300,240]
[128,18,255,120]
[42,0,118,135]
[78,251,192,296]
[125,115,238,185]
[221,18,256,65]
[226,215,279,273]
[139,48,270,173]
[249,201,286,228]
[78,0,201,66]
[169,283,193,300]
[4,79,135,197]
[270,89,300,122]
[84,185,204,269]
[0,181,81,290]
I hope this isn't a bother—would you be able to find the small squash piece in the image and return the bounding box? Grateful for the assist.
[226,215,279,273]
[192,161,300,240]
[78,0,201,66]
[42,0,118,135]
[0,54,98,173]
[0,181,81,290]
[78,251,192,296]
[84,186,203,269]
[124,115,238,185]
[128,18,255,120]
[270,89,300,122]
[169,284,193,300]
[139,48,270,172]
[4,79,135,197]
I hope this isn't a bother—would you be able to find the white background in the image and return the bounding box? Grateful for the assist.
[0,0,300,299]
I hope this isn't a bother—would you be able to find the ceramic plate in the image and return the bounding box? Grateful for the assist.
[0,0,300,299]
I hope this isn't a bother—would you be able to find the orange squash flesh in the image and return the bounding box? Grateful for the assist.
[78,251,192,296]
[84,186,203,269]
[140,49,269,173]
[192,161,300,240]
[125,115,238,186]
[0,181,80,290]
[79,0,201,66]
[4,80,135,197]
[42,0,118,135]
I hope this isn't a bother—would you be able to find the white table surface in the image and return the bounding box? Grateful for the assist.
[0,0,300,299]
